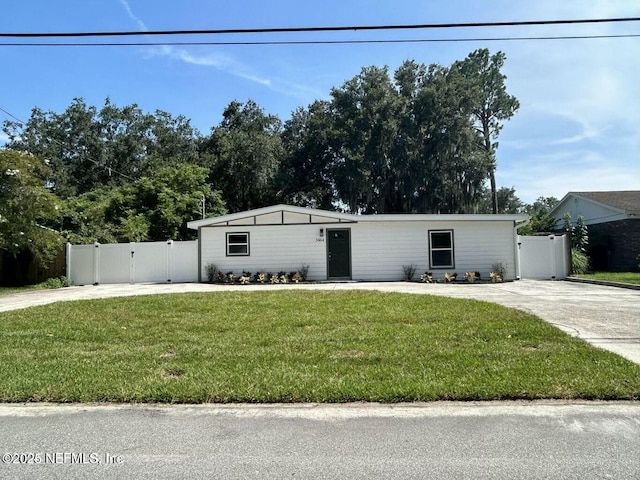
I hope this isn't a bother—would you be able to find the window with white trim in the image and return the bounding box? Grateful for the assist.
[429,230,454,269]
[226,232,250,256]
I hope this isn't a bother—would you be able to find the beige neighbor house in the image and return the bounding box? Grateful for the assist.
[550,191,640,272]
[187,204,530,282]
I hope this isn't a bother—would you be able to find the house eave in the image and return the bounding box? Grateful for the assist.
[188,205,529,230]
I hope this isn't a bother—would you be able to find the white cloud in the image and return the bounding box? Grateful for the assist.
[116,0,278,91]
[170,49,272,87]
[119,0,148,32]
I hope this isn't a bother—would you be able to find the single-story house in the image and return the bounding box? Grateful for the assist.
[550,191,640,271]
[187,204,530,282]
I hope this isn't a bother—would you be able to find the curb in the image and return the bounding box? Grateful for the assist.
[565,277,640,291]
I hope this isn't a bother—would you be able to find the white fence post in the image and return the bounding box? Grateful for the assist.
[129,242,135,284]
[549,235,557,280]
[166,239,173,283]
[93,242,100,285]
[66,242,71,280]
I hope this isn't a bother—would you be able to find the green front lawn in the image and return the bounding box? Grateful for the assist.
[574,272,640,285]
[0,291,638,403]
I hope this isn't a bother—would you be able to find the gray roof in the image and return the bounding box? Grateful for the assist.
[571,191,640,215]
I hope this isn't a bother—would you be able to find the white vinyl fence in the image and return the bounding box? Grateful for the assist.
[66,240,198,285]
[518,235,570,280]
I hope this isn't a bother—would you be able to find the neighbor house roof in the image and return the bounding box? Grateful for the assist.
[187,204,529,229]
[569,191,640,215]
[549,190,640,226]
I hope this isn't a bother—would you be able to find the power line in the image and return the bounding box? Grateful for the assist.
[0,33,638,47]
[0,106,24,123]
[1,17,638,38]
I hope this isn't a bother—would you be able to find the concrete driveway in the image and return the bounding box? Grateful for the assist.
[1,280,638,364]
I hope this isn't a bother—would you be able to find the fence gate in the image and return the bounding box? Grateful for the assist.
[518,235,570,280]
[67,240,198,285]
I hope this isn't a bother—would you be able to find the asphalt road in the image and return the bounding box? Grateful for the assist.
[1,402,639,480]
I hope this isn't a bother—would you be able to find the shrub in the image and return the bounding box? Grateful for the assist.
[420,272,433,283]
[443,272,458,283]
[571,248,590,275]
[402,264,417,281]
[464,271,479,283]
[204,263,218,283]
[491,262,507,281]
[298,264,310,282]
[40,276,73,289]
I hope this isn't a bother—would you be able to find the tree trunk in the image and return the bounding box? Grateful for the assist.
[490,170,498,214]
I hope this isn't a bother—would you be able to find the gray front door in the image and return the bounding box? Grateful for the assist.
[327,229,351,279]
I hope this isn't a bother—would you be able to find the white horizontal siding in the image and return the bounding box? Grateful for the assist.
[351,221,517,281]
[200,224,327,280]
[199,220,518,282]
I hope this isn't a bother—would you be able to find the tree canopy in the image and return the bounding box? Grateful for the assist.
[3,98,200,198]
[0,150,64,264]
[1,47,530,269]
[281,55,509,214]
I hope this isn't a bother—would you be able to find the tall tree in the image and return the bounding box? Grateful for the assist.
[0,149,64,264]
[293,60,492,214]
[453,49,520,213]
[3,98,201,197]
[201,100,283,212]
[328,65,405,213]
[475,186,524,214]
[280,102,337,210]
[62,164,225,243]
[518,196,560,235]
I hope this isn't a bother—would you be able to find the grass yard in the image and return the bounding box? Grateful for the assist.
[0,291,638,403]
[574,272,640,285]
[0,285,42,296]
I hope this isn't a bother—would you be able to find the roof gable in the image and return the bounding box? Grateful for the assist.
[550,191,640,225]
[187,205,357,229]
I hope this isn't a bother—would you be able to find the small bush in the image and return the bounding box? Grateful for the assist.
[443,272,458,283]
[420,272,433,283]
[204,263,218,283]
[40,276,73,289]
[298,264,310,282]
[571,248,590,275]
[491,262,507,281]
[402,264,417,281]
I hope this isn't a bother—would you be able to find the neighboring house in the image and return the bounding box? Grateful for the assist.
[187,204,530,282]
[550,191,640,271]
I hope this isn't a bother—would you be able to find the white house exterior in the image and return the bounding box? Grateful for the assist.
[187,205,530,282]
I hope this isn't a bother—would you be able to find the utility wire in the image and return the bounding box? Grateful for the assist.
[1,17,638,38]
[0,107,134,182]
[0,33,638,47]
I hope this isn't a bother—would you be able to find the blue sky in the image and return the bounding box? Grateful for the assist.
[1,0,638,204]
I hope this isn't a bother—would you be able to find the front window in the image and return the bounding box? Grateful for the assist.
[226,233,249,256]
[429,230,454,268]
